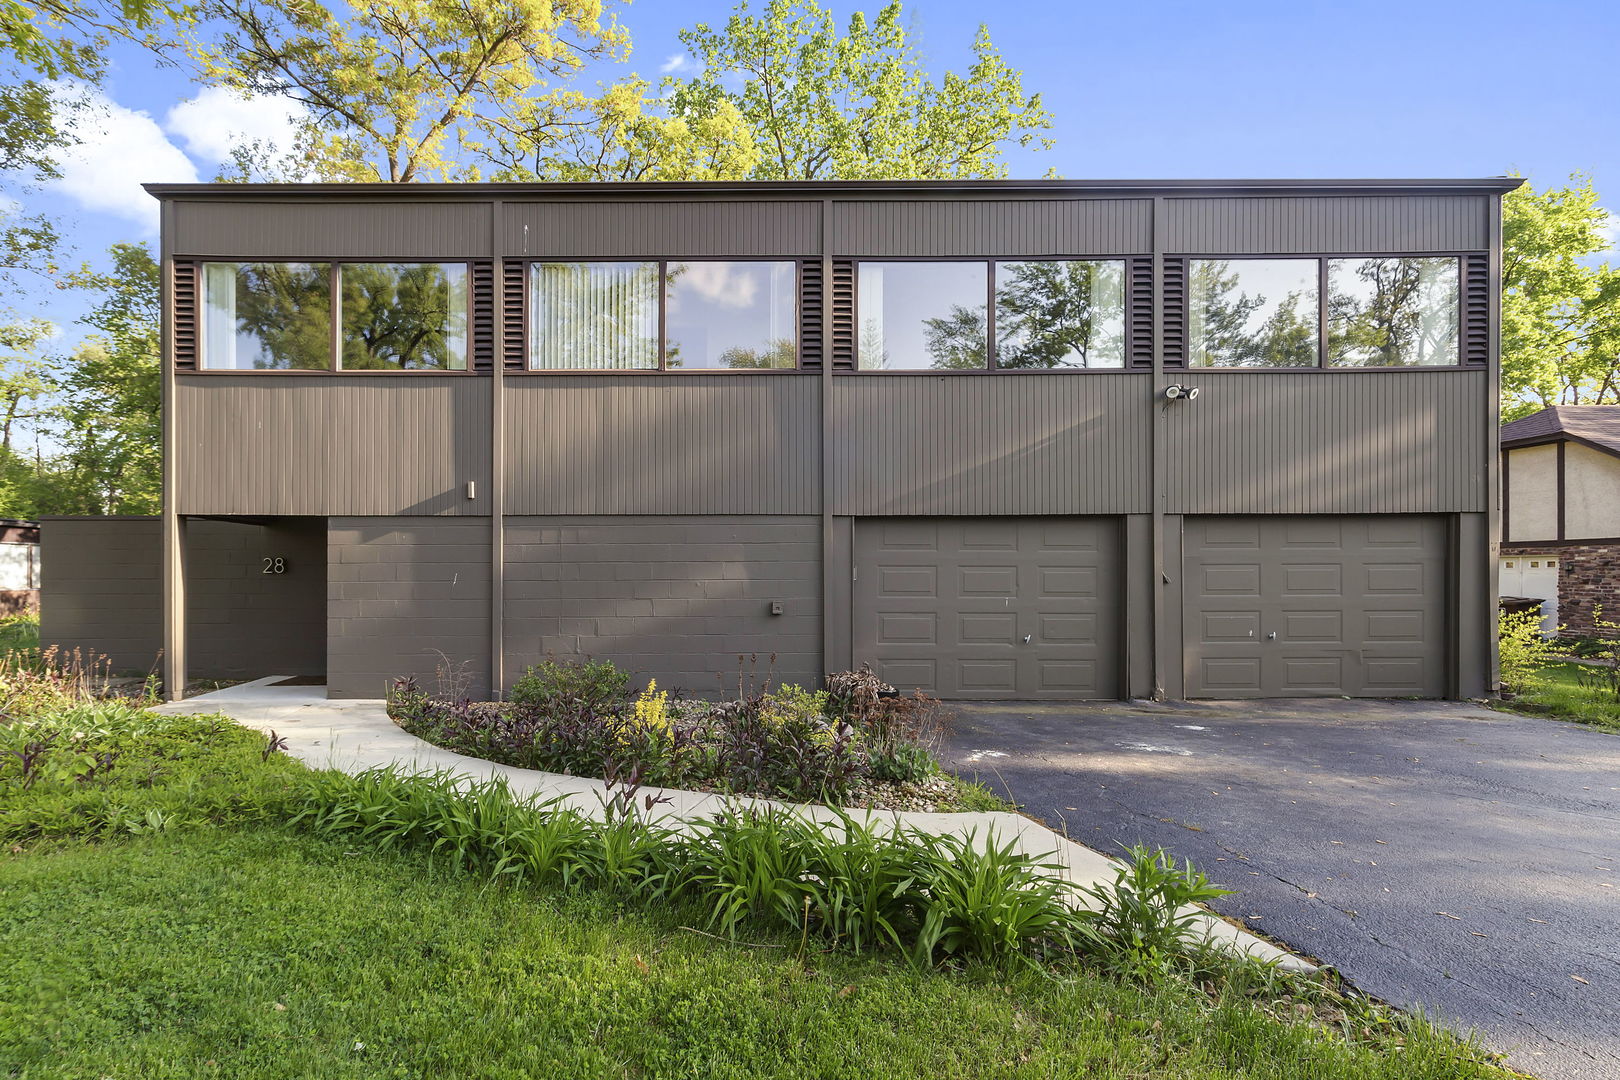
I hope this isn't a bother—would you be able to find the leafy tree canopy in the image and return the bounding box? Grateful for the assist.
[189,0,631,182]
[1501,174,1620,419]
[477,0,1052,182]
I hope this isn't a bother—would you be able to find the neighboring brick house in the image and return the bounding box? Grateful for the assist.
[1501,405,1620,637]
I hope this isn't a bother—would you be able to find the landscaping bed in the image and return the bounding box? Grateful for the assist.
[387,659,1012,811]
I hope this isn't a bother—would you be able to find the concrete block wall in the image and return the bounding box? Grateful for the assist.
[503,516,822,694]
[40,517,162,675]
[327,517,492,698]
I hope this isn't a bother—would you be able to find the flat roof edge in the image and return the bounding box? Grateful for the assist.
[142,178,1527,199]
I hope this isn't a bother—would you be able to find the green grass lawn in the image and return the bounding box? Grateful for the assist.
[1503,662,1620,733]
[0,828,1509,1080]
[0,611,38,656]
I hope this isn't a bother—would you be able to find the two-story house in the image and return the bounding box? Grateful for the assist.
[40,178,1518,701]
[1500,405,1620,636]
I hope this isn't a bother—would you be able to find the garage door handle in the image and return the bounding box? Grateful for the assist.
[1267,631,1277,640]
[1023,634,1032,644]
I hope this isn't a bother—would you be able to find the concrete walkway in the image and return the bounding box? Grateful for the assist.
[154,677,1305,970]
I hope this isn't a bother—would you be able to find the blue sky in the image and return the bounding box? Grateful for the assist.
[22,0,1620,339]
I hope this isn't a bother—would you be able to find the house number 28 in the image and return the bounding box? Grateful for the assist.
[262,557,287,574]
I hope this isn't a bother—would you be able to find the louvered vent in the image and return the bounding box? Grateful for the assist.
[172,261,199,371]
[1461,252,1489,367]
[830,260,856,369]
[1161,258,1188,368]
[799,260,824,369]
[501,260,527,371]
[470,260,495,371]
[1126,256,1154,369]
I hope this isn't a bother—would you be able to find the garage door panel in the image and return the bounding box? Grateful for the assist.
[1282,519,1343,546]
[877,522,940,549]
[1185,515,1447,698]
[876,658,936,693]
[1202,611,1259,641]
[1281,656,1345,691]
[1363,656,1430,692]
[1041,613,1098,643]
[1202,564,1261,594]
[959,566,1017,595]
[1039,660,1098,692]
[959,613,1016,644]
[1365,563,1424,594]
[877,613,936,645]
[1283,610,1342,642]
[1365,610,1425,642]
[1199,657,1262,693]
[877,565,936,596]
[1282,564,1341,595]
[959,523,1019,550]
[959,659,1018,693]
[1039,567,1098,597]
[1201,519,1262,547]
[855,517,1119,700]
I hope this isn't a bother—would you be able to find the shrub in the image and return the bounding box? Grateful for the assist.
[1,702,304,842]
[390,664,955,807]
[1498,609,1563,694]
[510,658,630,712]
[869,743,937,784]
[1079,844,1232,979]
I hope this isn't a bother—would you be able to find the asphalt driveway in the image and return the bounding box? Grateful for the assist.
[941,699,1620,1078]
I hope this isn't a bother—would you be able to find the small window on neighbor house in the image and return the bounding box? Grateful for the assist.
[203,262,332,370]
[1531,561,1541,568]
[340,263,469,371]
[529,261,660,370]
[1188,258,1319,368]
[994,260,1127,369]
[1505,560,1516,568]
[665,261,798,369]
[1326,257,1458,367]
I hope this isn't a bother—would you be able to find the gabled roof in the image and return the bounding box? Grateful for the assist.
[1502,405,1620,456]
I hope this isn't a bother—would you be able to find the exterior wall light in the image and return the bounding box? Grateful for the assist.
[1163,384,1201,401]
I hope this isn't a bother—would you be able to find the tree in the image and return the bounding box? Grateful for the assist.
[1,0,174,81]
[921,305,987,369]
[1500,174,1620,419]
[50,243,162,514]
[477,0,1053,182]
[994,260,1125,369]
[716,338,797,369]
[190,0,631,182]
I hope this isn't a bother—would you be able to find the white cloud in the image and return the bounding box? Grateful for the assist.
[48,82,197,234]
[660,53,696,74]
[677,262,759,309]
[165,86,305,165]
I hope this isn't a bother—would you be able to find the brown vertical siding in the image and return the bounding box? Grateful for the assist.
[830,200,1151,256]
[829,374,1151,515]
[1162,196,1489,253]
[176,375,490,516]
[504,375,821,514]
[170,200,492,258]
[507,201,821,257]
[1163,370,1489,514]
